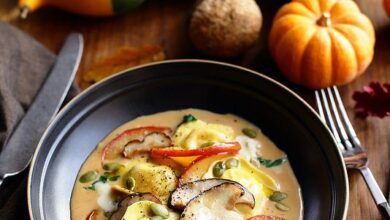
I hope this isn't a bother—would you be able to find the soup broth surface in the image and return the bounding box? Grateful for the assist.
[71,109,303,220]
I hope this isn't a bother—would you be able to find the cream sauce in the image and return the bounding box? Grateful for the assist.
[71,109,303,220]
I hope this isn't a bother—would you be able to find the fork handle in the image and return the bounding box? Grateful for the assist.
[379,203,390,220]
[360,167,390,220]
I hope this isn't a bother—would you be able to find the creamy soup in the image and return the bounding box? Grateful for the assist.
[71,109,303,220]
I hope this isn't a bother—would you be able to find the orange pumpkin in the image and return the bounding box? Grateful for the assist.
[269,0,375,89]
[385,0,390,17]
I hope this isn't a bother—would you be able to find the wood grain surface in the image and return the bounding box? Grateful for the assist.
[1,0,389,219]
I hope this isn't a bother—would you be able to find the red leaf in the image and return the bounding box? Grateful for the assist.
[352,82,390,118]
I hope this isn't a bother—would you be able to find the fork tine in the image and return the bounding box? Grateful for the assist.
[332,86,361,147]
[326,87,354,150]
[318,89,344,150]
[315,91,325,122]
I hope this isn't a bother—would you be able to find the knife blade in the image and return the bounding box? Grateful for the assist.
[0,33,83,187]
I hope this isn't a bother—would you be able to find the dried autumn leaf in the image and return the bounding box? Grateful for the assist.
[352,82,390,118]
[80,45,165,89]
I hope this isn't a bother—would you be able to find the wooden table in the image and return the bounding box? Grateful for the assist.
[1,0,389,219]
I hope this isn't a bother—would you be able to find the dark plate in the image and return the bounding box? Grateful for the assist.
[28,60,348,220]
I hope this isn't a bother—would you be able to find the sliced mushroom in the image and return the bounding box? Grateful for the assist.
[123,132,172,158]
[180,183,250,220]
[109,193,161,220]
[170,178,255,210]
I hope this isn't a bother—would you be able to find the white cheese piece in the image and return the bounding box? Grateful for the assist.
[236,135,259,161]
[95,182,117,212]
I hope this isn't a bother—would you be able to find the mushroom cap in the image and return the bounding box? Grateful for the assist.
[189,0,262,58]
[170,178,255,210]
[179,182,248,220]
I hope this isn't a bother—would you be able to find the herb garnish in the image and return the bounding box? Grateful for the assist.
[177,114,197,128]
[84,185,96,191]
[258,156,287,168]
[108,175,120,181]
[83,175,120,191]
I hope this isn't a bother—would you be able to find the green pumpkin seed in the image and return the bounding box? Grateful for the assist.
[174,169,181,177]
[150,216,163,220]
[104,212,112,218]
[126,177,136,190]
[213,161,225,177]
[150,203,169,218]
[225,158,239,169]
[269,191,288,202]
[200,141,215,148]
[79,170,98,183]
[242,128,257,138]
[103,163,121,172]
[275,202,290,212]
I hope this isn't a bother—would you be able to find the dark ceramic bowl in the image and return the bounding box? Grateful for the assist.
[28,60,348,220]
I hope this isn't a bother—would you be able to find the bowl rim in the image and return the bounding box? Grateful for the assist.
[27,59,349,219]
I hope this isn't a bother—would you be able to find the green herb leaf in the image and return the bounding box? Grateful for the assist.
[83,175,120,191]
[258,157,287,168]
[177,114,197,127]
[108,175,120,181]
[99,175,108,183]
[83,185,96,191]
[83,178,100,191]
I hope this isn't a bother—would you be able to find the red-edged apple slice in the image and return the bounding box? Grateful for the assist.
[85,209,97,220]
[101,126,171,162]
[150,154,184,174]
[178,153,236,186]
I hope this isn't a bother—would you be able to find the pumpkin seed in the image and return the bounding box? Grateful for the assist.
[126,177,136,190]
[103,163,121,172]
[200,141,215,148]
[275,202,290,212]
[213,161,225,177]
[174,169,181,177]
[269,191,288,202]
[225,158,239,169]
[151,216,163,220]
[79,170,98,183]
[104,212,112,218]
[150,203,169,218]
[242,128,257,138]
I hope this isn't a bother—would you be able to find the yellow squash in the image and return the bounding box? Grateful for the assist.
[18,0,144,18]
[203,156,279,217]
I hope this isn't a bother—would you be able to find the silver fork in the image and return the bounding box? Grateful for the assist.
[315,86,390,219]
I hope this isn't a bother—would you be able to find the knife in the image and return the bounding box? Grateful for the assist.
[0,33,83,187]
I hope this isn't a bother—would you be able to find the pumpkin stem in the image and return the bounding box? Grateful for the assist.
[317,12,332,27]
